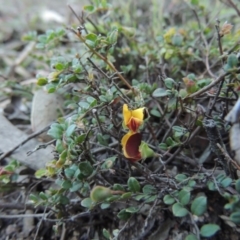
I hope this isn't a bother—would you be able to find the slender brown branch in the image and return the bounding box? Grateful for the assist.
[183,71,232,100]
[215,20,224,57]
[226,0,240,16]
[217,143,240,170]
[68,5,83,24]
[27,139,55,156]
[68,27,133,90]
[0,125,50,161]
[207,20,225,115]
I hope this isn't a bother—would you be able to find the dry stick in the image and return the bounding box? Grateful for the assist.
[0,110,77,161]
[0,125,51,161]
[207,21,225,115]
[156,126,201,172]
[226,0,240,16]
[87,57,131,103]
[152,98,171,127]
[204,41,240,76]
[27,139,55,156]
[34,207,48,240]
[217,143,240,170]
[161,109,182,143]
[68,5,83,24]
[68,5,88,34]
[60,224,67,240]
[0,202,29,210]
[183,71,231,100]
[190,3,216,78]
[69,5,101,35]
[215,20,224,57]
[87,57,109,79]
[0,213,46,219]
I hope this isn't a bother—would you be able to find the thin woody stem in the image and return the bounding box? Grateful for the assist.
[75,28,133,90]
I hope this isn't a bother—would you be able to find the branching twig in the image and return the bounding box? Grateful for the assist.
[27,139,55,156]
[0,125,51,161]
[226,0,240,16]
[207,20,226,116]
[183,70,240,100]
[67,27,133,91]
[0,213,47,219]
[217,143,240,170]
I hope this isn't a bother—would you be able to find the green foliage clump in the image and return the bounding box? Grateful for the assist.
[18,0,240,239]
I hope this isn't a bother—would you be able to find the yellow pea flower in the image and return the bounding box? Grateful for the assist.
[123,104,146,132]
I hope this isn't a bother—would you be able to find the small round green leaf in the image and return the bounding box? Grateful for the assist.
[79,161,93,177]
[142,184,157,194]
[37,77,48,86]
[145,195,157,203]
[75,134,86,144]
[191,196,207,216]
[117,209,131,220]
[128,177,141,193]
[216,173,226,182]
[108,28,118,44]
[81,198,93,208]
[35,169,47,178]
[113,184,125,191]
[221,177,232,188]
[230,211,240,224]
[29,193,39,203]
[70,182,82,192]
[64,168,75,179]
[150,109,161,117]
[184,233,198,240]
[163,194,175,205]
[46,83,57,93]
[172,203,188,217]
[87,96,97,106]
[178,189,191,206]
[101,203,110,209]
[125,206,139,213]
[191,0,199,5]
[152,88,169,97]
[200,224,220,237]
[227,54,238,68]
[84,5,95,12]
[65,124,76,137]
[39,192,48,201]
[172,34,183,46]
[207,181,216,191]
[164,78,176,89]
[61,180,72,189]
[175,174,188,183]
[103,228,111,239]
[106,195,120,202]
[47,123,63,139]
[236,179,240,194]
[121,192,132,199]
[159,143,168,150]
[188,180,196,187]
